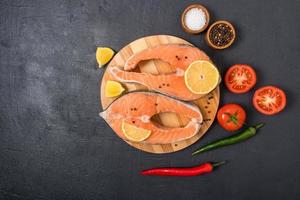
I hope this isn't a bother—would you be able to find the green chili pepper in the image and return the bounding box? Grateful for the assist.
[192,123,264,156]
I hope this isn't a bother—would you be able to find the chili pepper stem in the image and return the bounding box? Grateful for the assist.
[255,123,265,130]
[212,161,227,168]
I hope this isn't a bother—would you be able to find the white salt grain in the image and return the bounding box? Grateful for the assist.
[184,8,206,31]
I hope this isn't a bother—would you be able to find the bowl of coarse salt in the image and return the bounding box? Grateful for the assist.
[181,4,210,34]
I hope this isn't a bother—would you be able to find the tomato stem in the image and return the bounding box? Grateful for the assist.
[224,112,239,125]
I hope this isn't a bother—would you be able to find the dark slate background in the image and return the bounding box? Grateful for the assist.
[1,0,299,199]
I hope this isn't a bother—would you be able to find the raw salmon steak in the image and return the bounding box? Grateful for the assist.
[100,92,203,144]
[109,44,211,101]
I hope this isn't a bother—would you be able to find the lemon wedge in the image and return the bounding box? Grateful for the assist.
[122,121,151,142]
[96,47,114,68]
[184,60,220,94]
[105,80,125,97]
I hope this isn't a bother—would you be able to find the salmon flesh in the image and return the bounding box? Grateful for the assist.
[100,92,203,144]
[109,44,211,101]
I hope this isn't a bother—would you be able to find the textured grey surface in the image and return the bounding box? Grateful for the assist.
[0,0,300,199]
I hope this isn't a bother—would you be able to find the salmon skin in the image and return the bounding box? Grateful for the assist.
[100,92,203,144]
[109,44,211,101]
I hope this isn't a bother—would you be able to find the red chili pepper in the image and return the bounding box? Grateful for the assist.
[141,161,226,177]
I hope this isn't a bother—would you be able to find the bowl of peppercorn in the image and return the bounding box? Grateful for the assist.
[206,20,236,49]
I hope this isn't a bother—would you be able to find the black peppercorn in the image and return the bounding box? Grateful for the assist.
[209,23,234,47]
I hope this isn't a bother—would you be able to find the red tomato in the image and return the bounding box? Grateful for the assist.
[217,104,246,131]
[225,64,257,94]
[253,86,286,115]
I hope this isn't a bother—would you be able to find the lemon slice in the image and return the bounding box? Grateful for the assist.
[184,60,220,94]
[96,47,114,68]
[105,80,125,97]
[122,121,151,142]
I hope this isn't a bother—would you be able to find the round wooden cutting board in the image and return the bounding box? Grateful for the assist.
[100,35,220,154]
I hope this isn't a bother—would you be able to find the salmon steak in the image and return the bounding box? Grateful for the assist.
[109,44,211,101]
[100,92,203,144]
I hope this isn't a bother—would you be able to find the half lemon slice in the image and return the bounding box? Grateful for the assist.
[184,60,220,94]
[122,121,151,142]
[96,47,114,68]
[105,80,125,98]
